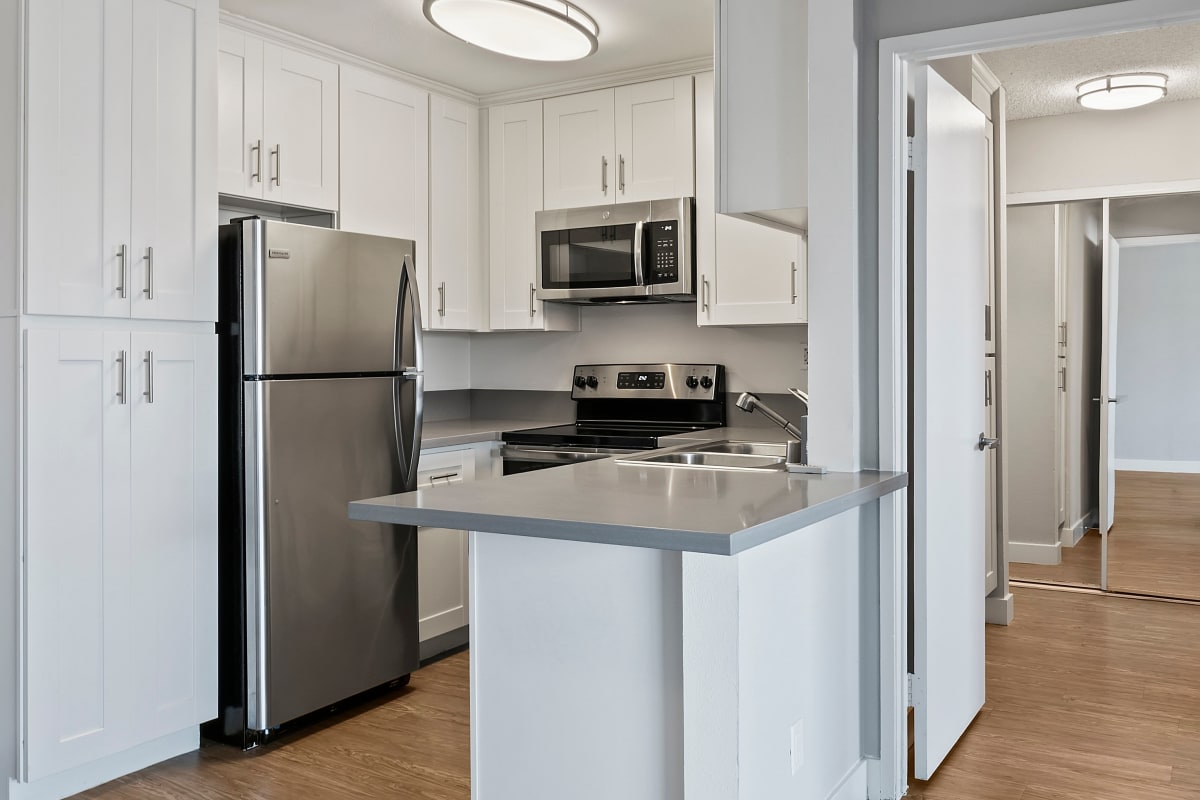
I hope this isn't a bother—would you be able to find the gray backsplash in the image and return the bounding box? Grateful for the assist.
[424,389,808,430]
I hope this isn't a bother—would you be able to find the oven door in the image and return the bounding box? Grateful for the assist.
[500,445,641,476]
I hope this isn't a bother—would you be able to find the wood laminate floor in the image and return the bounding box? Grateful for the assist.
[1009,530,1102,588]
[76,587,1200,800]
[1107,471,1200,601]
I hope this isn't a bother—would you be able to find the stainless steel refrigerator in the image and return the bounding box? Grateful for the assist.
[209,218,423,748]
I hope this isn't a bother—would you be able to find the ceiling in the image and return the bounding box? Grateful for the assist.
[219,0,714,99]
[980,22,1200,120]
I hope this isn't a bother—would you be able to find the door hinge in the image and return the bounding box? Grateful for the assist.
[906,136,916,172]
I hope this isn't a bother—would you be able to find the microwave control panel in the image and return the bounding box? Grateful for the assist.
[647,221,679,284]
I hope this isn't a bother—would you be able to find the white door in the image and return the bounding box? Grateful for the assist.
[129,331,218,736]
[985,356,998,595]
[24,329,133,780]
[217,26,265,199]
[1098,204,1119,584]
[430,95,480,331]
[614,77,695,202]
[262,42,339,210]
[543,88,615,209]
[130,0,216,323]
[910,65,988,781]
[24,0,132,318]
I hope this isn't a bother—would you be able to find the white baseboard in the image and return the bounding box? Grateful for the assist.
[986,593,1014,626]
[826,758,868,800]
[1060,511,1097,547]
[1008,540,1061,565]
[9,728,197,800]
[1114,459,1200,474]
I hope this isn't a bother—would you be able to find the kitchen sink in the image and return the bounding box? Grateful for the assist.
[615,441,787,472]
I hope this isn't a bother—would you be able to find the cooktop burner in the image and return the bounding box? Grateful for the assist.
[502,422,716,451]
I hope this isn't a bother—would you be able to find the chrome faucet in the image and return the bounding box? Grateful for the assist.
[735,392,805,440]
[736,391,823,473]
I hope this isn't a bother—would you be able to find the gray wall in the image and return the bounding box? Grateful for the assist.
[1114,240,1200,467]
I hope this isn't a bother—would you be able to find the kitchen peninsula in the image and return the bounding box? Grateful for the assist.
[351,429,905,800]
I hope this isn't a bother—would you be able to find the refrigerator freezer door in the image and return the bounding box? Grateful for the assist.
[245,376,419,731]
[242,219,415,376]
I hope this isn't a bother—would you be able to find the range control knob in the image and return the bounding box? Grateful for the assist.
[586,375,599,389]
[699,375,714,390]
[574,375,587,389]
[685,375,700,389]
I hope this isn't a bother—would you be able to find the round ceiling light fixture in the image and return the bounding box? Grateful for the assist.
[423,0,599,62]
[1076,73,1168,111]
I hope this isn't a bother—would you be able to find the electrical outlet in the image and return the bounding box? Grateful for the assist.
[790,719,804,774]
[802,346,809,367]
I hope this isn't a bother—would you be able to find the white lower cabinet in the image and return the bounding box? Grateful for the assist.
[416,448,475,648]
[23,328,216,781]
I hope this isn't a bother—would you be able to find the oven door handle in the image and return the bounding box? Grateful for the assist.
[632,220,646,286]
[500,445,640,464]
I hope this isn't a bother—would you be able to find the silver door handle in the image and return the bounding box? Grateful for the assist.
[438,281,446,318]
[529,282,537,318]
[250,139,262,183]
[632,220,645,286]
[977,433,999,451]
[142,246,154,299]
[271,145,281,186]
[143,351,154,404]
[601,155,608,194]
[117,244,128,299]
[618,154,625,193]
[790,261,798,304]
[116,350,128,405]
[984,370,992,407]
[701,276,710,312]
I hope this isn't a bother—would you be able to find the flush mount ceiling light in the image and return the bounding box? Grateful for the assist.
[1076,73,1168,111]
[423,0,599,62]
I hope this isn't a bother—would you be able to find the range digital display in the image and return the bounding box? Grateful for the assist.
[616,371,666,390]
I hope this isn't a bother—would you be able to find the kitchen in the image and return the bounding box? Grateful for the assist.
[2,1,1198,800]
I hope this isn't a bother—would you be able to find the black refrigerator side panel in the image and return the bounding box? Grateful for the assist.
[204,221,251,744]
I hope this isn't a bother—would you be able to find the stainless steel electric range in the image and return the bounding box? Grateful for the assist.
[500,363,726,475]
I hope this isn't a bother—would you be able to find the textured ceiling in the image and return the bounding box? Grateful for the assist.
[980,23,1200,120]
[219,0,714,98]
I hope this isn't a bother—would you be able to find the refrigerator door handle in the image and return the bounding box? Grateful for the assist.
[395,253,425,492]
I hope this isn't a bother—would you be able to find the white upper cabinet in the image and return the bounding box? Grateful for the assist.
[695,71,806,327]
[488,101,579,331]
[26,0,216,323]
[429,95,481,331]
[219,26,339,211]
[614,77,695,202]
[543,77,694,210]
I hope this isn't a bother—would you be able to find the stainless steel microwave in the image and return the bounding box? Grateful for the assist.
[535,197,695,304]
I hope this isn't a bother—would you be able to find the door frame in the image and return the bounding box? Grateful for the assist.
[875,2,1200,797]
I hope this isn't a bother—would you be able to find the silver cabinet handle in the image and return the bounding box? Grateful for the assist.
[143,351,154,404]
[619,154,625,193]
[438,281,446,318]
[529,282,537,318]
[601,155,608,194]
[701,276,710,312]
[117,244,128,299]
[271,144,281,186]
[790,261,798,304]
[977,433,999,451]
[250,139,262,183]
[142,246,154,300]
[116,350,128,405]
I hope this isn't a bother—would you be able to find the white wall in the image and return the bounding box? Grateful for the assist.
[1005,205,1061,561]
[0,0,15,318]
[1114,239,1200,470]
[1111,193,1200,238]
[423,332,471,391]
[1007,98,1200,197]
[470,305,807,393]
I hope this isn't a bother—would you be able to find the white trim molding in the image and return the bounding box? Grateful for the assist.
[1115,459,1200,474]
[1008,179,1200,207]
[1116,233,1200,248]
[985,594,1014,626]
[479,57,713,107]
[1007,541,1062,566]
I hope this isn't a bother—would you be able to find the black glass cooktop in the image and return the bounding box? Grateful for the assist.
[501,422,716,450]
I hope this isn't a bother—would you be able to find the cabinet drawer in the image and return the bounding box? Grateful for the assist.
[417,448,476,488]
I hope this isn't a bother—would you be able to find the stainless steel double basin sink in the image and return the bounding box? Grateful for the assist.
[615,440,787,473]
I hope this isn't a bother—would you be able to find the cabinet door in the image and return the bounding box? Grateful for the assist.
[262,43,339,210]
[543,88,614,209]
[128,331,218,737]
[130,0,217,323]
[416,450,474,642]
[217,26,265,199]
[25,0,132,318]
[614,77,694,202]
[429,96,480,331]
[24,329,133,780]
[702,216,806,326]
[339,66,429,248]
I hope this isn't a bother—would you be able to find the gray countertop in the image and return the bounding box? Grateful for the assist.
[421,418,567,449]
[354,425,907,555]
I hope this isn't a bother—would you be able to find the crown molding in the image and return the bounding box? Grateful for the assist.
[477,56,713,107]
[219,11,482,104]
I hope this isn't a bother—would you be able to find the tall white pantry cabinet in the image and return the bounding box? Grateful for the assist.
[3,0,219,798]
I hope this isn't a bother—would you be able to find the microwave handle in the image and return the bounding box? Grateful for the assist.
[633,220,646,286]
